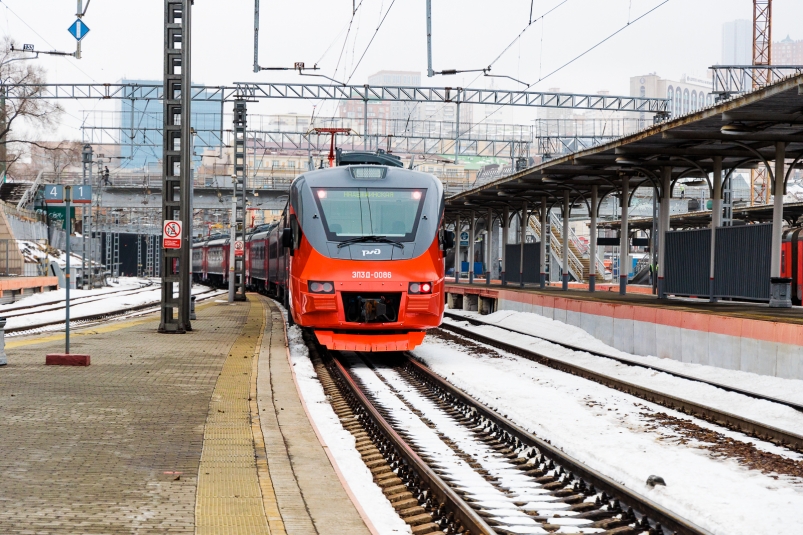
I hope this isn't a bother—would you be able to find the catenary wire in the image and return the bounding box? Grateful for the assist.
[460,0,671,139]
[346,0,397,85]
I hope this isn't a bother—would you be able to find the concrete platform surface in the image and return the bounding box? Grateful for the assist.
[0,295,370,534]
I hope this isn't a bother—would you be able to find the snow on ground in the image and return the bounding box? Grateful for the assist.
[0,277,146,312]
[16,239,96,269]
[1,280,216,330]
[445,310,803,437]
[285,321,411,534]
[412,334,803,535]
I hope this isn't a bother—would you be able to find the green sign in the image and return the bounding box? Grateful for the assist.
[46,206,76,230]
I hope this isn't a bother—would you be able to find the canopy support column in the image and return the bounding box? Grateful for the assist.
[468,211,475,284]
[562,190,570,291]
[539,197,547,288]
[619,175,630,295]
[658,166,671,299]
[520,201,527,287]
[589,185,598,292]
[486,207,493,285]
[709,156,722,302]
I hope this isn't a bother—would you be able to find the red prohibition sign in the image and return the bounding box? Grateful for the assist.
[164,221,181,238]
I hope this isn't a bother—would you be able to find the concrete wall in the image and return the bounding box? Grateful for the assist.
[445,285,803,380]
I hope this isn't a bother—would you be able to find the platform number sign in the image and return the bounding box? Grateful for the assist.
[43,184,64,204]
[71,185,92,203]
[234,240,244,257]
[163,220,182,249]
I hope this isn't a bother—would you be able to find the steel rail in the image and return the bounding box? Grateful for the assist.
[0,283,155,317]
[403,356,712,535]
[326,353,496,535]
[438,320,803,451]
[443,311,803,413]
[4,289,220,335]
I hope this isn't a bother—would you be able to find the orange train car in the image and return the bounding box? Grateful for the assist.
[256,151,453,351]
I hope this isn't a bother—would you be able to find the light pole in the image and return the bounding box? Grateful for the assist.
[228,176,237,303]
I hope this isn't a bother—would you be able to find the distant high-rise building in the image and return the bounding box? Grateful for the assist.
[118,79,222,171]
[630,74,713,117]
[722,19,752,65]
[774,35,803,65]
[367,71,422,121]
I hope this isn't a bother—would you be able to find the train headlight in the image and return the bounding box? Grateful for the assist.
[308,281,335,294]
[408,282,432,294]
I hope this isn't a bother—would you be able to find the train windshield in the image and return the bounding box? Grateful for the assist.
[312,188,426,241]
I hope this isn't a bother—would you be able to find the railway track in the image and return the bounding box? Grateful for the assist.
[303,330,711,535]
[440,312,803,453]
[0,280,156,319]
[4,288,222,337]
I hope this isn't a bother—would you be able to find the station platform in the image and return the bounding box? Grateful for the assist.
[0,295,371,534]
[446,282,803,380]
[0,275,59,303]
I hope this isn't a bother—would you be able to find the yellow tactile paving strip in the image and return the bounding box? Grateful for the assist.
[195,296,279,535]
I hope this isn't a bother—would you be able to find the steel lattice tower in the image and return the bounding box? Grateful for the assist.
[233,99,247,301]
[159,0,193,332]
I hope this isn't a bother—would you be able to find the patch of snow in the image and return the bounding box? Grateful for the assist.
[284,321,411,534]
[444,310,803,435]
[1,282,216,330]
[412,335,803,535]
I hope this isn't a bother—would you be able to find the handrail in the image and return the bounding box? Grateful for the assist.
[528,217,584,281]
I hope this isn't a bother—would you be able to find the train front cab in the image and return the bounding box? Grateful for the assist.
[284,165,445,352]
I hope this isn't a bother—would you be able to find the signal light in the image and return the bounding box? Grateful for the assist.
[408,282,432,294]
[309,281,334,294]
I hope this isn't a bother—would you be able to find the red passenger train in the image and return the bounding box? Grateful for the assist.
[782,228,803,305]
[194,151,453,351]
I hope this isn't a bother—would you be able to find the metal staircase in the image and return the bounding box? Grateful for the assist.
[528,212,608,282]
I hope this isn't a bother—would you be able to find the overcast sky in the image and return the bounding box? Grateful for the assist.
[3,0,803,138]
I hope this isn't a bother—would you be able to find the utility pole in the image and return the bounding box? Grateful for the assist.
[232,100,247,301]
[426,0,434,77]
[81,144,92,288]
[253,0,260,73]
[228,180,236,302]
[159,0,193,332]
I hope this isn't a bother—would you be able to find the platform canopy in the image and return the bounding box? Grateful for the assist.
[445,74,803,217]
[603,201,803,231]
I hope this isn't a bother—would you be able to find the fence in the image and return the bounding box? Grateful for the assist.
[713,224,771,301]
[664,228,711,297]
[504,243,541,284]
[664,223,772,301]
[0,239,24,276]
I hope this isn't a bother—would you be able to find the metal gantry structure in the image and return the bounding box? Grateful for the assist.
[159,0,193,333]
[11,82,670,115]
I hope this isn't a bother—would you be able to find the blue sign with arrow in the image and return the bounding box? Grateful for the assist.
[67,19,90,41]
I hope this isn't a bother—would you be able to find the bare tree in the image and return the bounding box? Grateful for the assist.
[0,37,64,178]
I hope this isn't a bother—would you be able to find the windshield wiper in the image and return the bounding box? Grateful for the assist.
[336,235,404,249]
